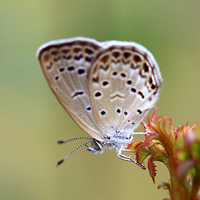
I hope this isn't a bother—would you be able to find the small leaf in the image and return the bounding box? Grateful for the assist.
[136,145,151,164]
[158,181,171,190]
[125,140,143,151]
[148,153,158,183]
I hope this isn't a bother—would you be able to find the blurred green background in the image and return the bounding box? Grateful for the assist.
[1,0,200,199]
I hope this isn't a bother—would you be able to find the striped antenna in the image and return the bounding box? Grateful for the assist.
[57,137,93,144]
[55,141,92,166]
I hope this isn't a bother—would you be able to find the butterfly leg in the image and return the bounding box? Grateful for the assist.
[117,148,143,168]
[122,149,135,153]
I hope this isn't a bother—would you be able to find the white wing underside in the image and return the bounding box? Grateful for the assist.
[37,37,162,141]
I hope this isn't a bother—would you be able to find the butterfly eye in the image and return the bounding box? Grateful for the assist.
[106,136,111,140]
[93,141,102,151]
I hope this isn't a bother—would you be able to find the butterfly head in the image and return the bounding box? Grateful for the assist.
[87,132,132,154]
[88,134,133,155]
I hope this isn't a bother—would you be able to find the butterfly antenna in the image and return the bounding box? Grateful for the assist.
[55,141,92,167]
[57,137,93,144]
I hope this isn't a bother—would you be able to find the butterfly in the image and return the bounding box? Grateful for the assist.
[37,37,163,167]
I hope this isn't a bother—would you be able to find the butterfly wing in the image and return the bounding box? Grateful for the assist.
[88,41,163,136]
[37,37,105,141]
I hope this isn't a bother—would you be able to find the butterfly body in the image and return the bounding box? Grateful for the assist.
[37,37,163,166]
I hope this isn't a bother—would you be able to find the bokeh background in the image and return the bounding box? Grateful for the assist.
[1,0,200,199]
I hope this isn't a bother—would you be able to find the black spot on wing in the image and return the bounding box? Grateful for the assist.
[72,90,84,98]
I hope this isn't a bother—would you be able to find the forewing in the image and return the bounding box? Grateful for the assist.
[88,42,163,136]
[37,37,104,141]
